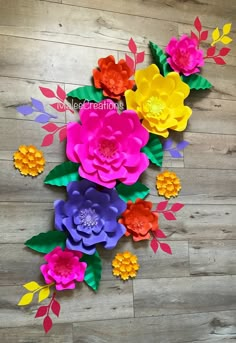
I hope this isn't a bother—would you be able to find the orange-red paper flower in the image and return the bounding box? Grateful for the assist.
[93,55,135,100]
[112,251,139,280]
[119,198,158,241]
[156,170,181,198]
[13,145,45,176]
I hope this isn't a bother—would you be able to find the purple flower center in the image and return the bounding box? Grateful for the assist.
[98,138,117,158]
[79,208,98,228]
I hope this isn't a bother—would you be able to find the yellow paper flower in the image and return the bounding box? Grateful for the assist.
[156,170,181,198]
[13,145,45,177]
[125,64,192,138]
[112,251,139,280]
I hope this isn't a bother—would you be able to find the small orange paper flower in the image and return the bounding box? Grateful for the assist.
[119,199,158,241]
[13,145,45,177]
[93,55,135,100]
[156,170,181,199]
[112,251,139,280]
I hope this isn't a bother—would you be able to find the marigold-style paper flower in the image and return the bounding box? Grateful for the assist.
[166,35,205,76]
[93,55,135,100]
[13,145,45,176]
[66,99,149,188]
[112,251,139,280]
[156,170,181,199]
[40,247,87,291]
[119,198,159,241]
[54,180,127,255]
[125,64,192,138]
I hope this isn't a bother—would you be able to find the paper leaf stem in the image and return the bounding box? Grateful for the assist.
[25,231,67,254]
[67,85,104,103]
[142,133,163,167]
[44,161,80,186]
[156,201,185,221]
[149,41,172,76]
[116,182,150,202]
[181,74,212,90]
[81,251,102,291]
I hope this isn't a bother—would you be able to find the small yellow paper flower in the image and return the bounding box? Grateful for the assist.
[13,145,45,177]
[112,251,139,280]
[125,64,192,138]
[156,170,181,199]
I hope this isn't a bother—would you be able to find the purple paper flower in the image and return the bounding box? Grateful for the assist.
[54,180,127,255]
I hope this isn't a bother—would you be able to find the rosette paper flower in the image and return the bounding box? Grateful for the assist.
[166,35,204,76]
[156,170,181,198]
[93,55,135,99]
[125,64,192,138]
[54,180,127,255]
[119,198,159,241]
[66,99,149,188]
[40,247,87,291]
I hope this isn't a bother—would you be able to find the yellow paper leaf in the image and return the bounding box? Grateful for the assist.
[23,281,40,291]
[212,27,220,41]
[221,36,233,45]
[223,23,232,35]
[18,292,34,306]
[38,286,50,303]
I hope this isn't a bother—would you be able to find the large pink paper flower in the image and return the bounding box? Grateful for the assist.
[166,35,204,76]
[40,247,87,291]
[66,100,149,188]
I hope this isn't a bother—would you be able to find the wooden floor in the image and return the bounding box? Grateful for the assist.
[0,0,236,342]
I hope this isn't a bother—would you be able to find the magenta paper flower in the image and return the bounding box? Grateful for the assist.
[66,99,149,188]
[166,35,204,76]
[40,247,87,291]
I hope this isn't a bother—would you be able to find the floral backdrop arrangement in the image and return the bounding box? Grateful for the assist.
[15,17,232,333]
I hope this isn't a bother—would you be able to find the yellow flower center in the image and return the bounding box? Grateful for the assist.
[145,96,165,116]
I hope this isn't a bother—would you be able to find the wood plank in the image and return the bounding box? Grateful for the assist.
[133,276,236,317]
[0,282,133,327]
[73,310,236,343]
[190,240,236,276]
[0,324,72,343]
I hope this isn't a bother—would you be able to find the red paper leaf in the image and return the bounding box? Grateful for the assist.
[41,134,54,147]
[136,51,145,64]
[56,85,66,102]
[160,242,172,255]
[150,238,159,253]
[213,56,226,65]
[170,203,184,212]
[51,299,61,317]
[35,306,48,318]
[43,315,53,334]
[125,54,135,71]
[128,38,137,54]
[39,87,55,98]
[163,211,176,221]
[207,46,216,57]
[50,103,67,112]
[191,31,199,43]
[156,201,168,212]
[194,16,202,32]
[200,30,208,40]
[59,127,67,142]
[219,47,231,56]
[42,123,58,132]
[153,229,167,239]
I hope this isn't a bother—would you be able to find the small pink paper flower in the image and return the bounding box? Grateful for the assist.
[40,247,87,291]
[166,35,204,76]
[66,99,149,188]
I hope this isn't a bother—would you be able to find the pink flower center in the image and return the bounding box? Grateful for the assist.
[79,208,98,228]
[54,257,73,277]
[98,138,117,158]
[176,51,190,67]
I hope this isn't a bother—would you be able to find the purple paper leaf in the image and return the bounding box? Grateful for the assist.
[16,105,34,115]
[31,98,45,112]
[163,138,173,150]
[169,149,183,158]
[35,114,50,123]
[176,140,190,151]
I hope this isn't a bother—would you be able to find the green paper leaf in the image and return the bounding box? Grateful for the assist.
[67,85,104,103]
[44,161,80,187]
[25,231,67,254]
[181,74,212,90]
[149,41,172,76]
[116,182,150,202]
[142,133,163,167]
[81,251,102,291]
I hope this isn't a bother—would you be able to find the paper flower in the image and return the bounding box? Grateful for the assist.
[112,251,139,280]
[125,64,192,138]
[156,170,181,199]
[119,198,158,241]
[66,99,149,188]
[166,35,204,76]
[93,55,135,100]
[13,145,45,176]
[40,247,87,291]
[54,180,126,255]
